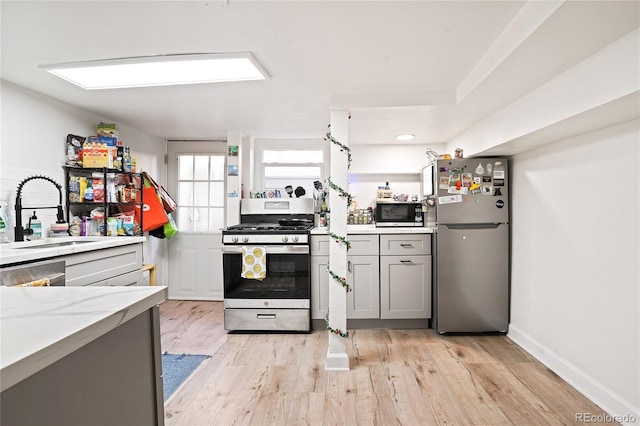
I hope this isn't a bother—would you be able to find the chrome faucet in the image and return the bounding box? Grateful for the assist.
[14,175,66,242]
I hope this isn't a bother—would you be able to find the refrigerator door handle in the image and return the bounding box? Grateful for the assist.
[443,223,503,230]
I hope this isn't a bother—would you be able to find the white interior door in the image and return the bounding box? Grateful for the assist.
[167,141,227,300]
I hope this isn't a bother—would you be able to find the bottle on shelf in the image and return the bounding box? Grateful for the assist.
[29,211,42,239]
[320,198,328,213]
[84,179,94,202]
[123,147,132,172]
[0,202,9,243]
[320,213,327,227]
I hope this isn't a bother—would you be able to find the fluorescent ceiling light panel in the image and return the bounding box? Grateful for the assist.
[395,134,415,141]
[40,53,270,90]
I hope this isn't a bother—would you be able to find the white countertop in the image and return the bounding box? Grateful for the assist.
[0,236,146,266]
[311,225,434,235]
[0,285,167,392]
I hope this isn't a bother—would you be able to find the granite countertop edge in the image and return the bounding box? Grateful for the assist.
[0,236,146,266]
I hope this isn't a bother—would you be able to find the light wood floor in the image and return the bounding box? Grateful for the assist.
[160,300,612,426]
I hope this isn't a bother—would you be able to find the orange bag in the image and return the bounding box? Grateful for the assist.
[135,180,169,232]
[143,172,177,213]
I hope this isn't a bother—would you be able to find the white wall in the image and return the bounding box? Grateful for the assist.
[450,28,639,157]
[350,144,439,174]
[509,119,639,422]
[0,80,167,284]
[349,144,446,208]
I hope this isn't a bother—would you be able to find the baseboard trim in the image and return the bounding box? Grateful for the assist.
[325,349,350,372]
[508,324,639,426]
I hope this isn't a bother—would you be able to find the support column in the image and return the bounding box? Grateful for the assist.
[325,110,350,371]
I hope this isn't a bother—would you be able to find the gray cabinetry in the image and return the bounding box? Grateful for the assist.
[380,234,432,319]
[347,254,379,318]
[310,234,380,320]
[310,254,330,319]
[1,304,164,426]
[61,243,143,286]
[346,235,379,319]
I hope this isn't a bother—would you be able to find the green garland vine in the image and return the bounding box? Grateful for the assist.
[324,129,352,169]
[327,230,351,250]
[326,261,352,292]
[325,312,349,338]
[326,176,353,206]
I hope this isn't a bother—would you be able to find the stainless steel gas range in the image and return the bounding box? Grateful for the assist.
[221,198,314,332]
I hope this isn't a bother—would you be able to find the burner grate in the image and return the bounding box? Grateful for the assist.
[225,223,313,233]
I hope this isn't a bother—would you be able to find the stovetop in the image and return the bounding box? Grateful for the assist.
[224,222,314,234]
[222,222,314,245]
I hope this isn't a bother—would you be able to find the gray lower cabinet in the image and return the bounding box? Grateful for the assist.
[310,255,330,319]
[311,233,432,322]
[347,254,379,319]
[61,243,144,286]
[0,306,164,426]
[380,234,432,319]
[310,234,380,320]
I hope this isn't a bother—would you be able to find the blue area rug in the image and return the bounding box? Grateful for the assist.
[162,352,210,402]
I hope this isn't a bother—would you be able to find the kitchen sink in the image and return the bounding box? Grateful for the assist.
[14,240,95,249]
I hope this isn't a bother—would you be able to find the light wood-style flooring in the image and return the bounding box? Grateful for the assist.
[160,300,612,426]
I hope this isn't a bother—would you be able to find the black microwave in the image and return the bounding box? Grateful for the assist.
[375,202,424,227]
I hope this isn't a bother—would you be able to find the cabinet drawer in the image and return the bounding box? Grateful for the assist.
[106,269,143,287]
[62,243,143,287]
[311,235,330,256]
[311,234,379,256]
[347,235,379,256]
[224,308,310,332]
[380,234,431,256]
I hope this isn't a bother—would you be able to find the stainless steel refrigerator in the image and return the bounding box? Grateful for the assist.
[434,157,509,333]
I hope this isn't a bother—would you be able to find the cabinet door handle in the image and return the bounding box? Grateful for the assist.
[400,243,414,248]
[348,260,352,273]
[400,260,412,264]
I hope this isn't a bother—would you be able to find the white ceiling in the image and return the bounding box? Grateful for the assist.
[1,1,638,147]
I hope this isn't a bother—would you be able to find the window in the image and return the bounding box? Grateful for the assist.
[176,154,226,232]
[257,141,327,197]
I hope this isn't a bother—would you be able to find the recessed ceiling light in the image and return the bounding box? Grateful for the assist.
[39,52,270,90]
[395,134,415,141]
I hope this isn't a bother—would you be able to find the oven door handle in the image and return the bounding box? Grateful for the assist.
[222,245,310,254]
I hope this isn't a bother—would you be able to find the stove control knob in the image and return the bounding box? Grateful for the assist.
[242,236,249,243]
[282,236,289,243]
[292,236,299,243]
[232,236,239,243]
